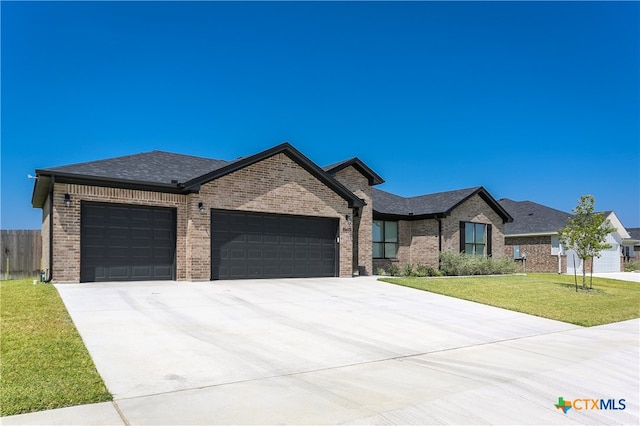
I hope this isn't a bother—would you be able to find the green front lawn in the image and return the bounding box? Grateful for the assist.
[380,274,640,327]
[0,279,111,416]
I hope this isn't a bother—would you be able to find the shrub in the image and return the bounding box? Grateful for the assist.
[386,264,401,276]
[414,263,428,277]
[403,264,414,277]
[439,251,517,276]
[376,267,387,276]
[624,260,640,272]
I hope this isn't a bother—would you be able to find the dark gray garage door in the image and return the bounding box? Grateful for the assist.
[81,202,176,282]
[211,210,338,280]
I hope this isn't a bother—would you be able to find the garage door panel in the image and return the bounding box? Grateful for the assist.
[248,249,262,260]
[108,246,130,258]
[280,249,294,260]
[280,235,294,244]
[81,202,176,282]
[132,247,152,258]
[131,266,152,279]
[247,234,263,244]
[132,228,151,239]
[211,210,337,280]
[153,229,173,241]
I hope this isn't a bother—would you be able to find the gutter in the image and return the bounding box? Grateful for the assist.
[505,231,559,238]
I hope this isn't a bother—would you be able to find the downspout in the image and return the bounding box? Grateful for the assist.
[44,176,54,282]
[437,217,442,270]
[557,242,563,275]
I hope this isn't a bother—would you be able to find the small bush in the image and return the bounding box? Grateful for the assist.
[624,260,640,272]
[414,263,428,277]
[403,264,414,277]
[439,251,517,276]
[386,264,401,276]
[376,267,387,276]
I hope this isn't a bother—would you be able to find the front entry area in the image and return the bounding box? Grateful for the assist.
[210,209,338,280]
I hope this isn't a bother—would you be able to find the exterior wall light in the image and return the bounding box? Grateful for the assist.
[64,193,71,208]
[198,202,205,214]
[345,214,352,225]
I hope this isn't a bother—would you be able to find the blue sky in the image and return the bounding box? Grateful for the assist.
[2,1,639,229]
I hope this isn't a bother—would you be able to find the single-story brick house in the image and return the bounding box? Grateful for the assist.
[32,142,511,283]
[372,187,513,273]
[499,198,628,273]
[499,198,571,273]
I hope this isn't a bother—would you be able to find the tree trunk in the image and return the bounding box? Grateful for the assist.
[573,254,578,292]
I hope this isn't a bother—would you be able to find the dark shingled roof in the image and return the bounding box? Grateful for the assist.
[499,198,571,235]
[32,143,366,210]
[41,150,229,185]
[373,186,513,223]
[627,228,640,241]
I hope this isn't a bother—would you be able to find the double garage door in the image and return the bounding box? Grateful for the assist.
[211,210,338,280]
[80,203,338,282]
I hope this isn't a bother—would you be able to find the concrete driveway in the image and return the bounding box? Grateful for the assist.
[591,272,640,283]
[6,277,639,425]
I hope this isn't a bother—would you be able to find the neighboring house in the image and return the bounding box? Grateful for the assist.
[372,187,513,272]
[623,228,640,261]
[31,142,515,283]
[583,211,629,273]
[498,199,570,273]
[499,199,628,274]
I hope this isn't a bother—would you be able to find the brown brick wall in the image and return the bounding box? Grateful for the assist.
[375,194,507,272]
[49,183,188,282]
[188,153,353,280]
[504,235,566,273]
[441,194,506,256]
[333,166,373,275]
[46,153,354,282]
[408,220,440,267]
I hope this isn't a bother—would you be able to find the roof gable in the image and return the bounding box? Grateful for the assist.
[601,211,631,239]
[182,142,365,208]
[323,158,384,186]
[499,198,571,236]
[374,186,513,223]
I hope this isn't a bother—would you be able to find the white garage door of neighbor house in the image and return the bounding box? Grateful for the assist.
[593,245,621,273]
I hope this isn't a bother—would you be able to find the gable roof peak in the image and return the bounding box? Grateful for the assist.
[323,157,384,186]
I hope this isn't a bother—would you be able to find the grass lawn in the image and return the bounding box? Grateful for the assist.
[0,279,111,416]
[380,274,640,327]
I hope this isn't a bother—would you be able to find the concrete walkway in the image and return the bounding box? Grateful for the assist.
[3,277,638,425]
[591,272,640,283]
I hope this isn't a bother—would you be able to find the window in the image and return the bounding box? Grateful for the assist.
[551,236,561,255]
[460,222,492,256]
[373,220,398,258]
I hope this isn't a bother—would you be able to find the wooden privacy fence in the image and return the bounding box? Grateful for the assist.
[0,230,42,279]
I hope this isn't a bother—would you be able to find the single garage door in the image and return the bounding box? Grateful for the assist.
[81,202,177,282]
[211,210,338,280]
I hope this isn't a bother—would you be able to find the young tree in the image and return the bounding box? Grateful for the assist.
[558,195,616,290]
